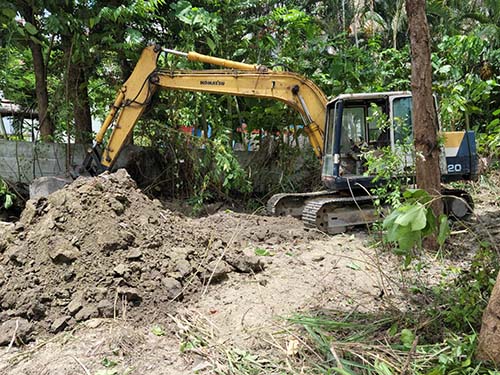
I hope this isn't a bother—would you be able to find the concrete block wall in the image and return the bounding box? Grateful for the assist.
[0,140,316,193]
[0,140,85,183]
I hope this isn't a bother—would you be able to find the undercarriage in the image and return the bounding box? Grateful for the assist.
[267,188,473,234]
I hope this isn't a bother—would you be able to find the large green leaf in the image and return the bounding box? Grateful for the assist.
[24,22,38,35]
[1,7,16,19]
[396,225,421,251]
[394,203,427,231]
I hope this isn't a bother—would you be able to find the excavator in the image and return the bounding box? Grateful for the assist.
[82,44,478,233]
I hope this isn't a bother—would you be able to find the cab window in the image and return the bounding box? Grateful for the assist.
[340,107,364,152]
[393,97,413,143]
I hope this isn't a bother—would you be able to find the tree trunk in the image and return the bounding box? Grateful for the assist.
[406,0,443,234]
[30,40,54,141]
[69,63,93,144]
[17,1,54,141]
[477,271,500,362]
[62,34,93,145]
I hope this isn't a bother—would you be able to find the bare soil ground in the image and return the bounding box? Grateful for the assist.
[0,170,498,374]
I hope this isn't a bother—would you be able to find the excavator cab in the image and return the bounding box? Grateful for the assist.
[321,92,478,191]
[270,91,477,232]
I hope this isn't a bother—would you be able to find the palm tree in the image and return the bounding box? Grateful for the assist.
[428,0,500,47]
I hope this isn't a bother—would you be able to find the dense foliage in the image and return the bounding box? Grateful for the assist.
[0,0,498,150]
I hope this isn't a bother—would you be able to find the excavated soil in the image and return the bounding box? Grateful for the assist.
[0,169,498,374]
[0,170,321,341]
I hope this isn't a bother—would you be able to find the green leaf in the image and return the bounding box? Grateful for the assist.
[346,262,361,270]
[206,36,215,52]
[29,35,43,45]
[374,359,394,375]
[125,29,143,44]
[394,204,427,231]
[461,356,471,367]
[17,27,26,36]
[488,118,500,127]
[4,194,13,209]
[403,254,412,267]
[388,322,398,336]
[437,215,450,246]
[382,209,398,225]
[151,325,165,336]
[233,48,246,57]
[101,358,117,368]
[24,22,38,35]
[410,207,428,231]
[385,217,421,252]
[402,188,431,203]
[421,207,437,237]
[397,228,421,251]
[255,247,272,256]
[113,7,121,21]
[400,328,415,349]
[384,219,402,243]
[437,64,451,74]
[2,8,16,19]
[89,17,99,28]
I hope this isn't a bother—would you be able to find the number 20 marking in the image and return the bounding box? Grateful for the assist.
[448,164,463,173]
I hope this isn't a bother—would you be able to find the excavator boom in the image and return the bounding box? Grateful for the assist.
[92,45,327,169]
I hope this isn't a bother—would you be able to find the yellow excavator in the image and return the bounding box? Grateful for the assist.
[82,44,477,233]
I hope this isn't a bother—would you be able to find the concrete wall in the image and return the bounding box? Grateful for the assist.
[0,140,317,193]
[0,140,85,183]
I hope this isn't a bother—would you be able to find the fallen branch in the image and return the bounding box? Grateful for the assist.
[71,355,91,375]
[6,319,19,353]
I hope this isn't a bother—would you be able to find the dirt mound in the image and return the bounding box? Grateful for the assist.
[0,170,319,342]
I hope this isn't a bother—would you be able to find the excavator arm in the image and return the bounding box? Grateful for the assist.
[86,45,327,171]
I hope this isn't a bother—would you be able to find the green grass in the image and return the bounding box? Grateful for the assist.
[287,310,499,375]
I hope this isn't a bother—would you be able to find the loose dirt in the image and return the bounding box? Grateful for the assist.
[0,169,498,374]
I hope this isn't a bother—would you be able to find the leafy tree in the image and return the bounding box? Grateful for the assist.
[433,33,499,131]
[11,0,54,140]
[0,0,166,142]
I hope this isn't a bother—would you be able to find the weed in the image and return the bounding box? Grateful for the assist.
[426,243,499,335]
[101,357,118,368]
[360,107,452,260]
[0,178,15,210]
[382,189,450,265]
[254,247,273,256]
[134,123,251,213]
[289,311,498,374]
[151,325,166,336]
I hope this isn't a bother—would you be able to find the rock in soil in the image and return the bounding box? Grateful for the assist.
[0,318,33,345]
